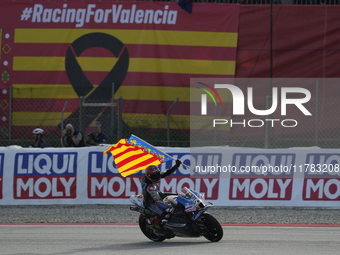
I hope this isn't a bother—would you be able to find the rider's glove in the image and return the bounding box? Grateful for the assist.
[166,207,175,214]
[175,159,182,168]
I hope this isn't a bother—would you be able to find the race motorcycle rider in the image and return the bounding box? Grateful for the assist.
[141,159,182,228]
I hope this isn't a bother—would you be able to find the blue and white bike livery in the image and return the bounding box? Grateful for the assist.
[130,187,223,242]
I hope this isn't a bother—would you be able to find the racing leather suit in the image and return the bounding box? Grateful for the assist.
[141,160,181,219]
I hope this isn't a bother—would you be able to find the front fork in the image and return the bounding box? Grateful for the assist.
[189,210,209,234]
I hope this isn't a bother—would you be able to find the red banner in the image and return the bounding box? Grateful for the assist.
[0,1,239,138]
[236,5,340,79]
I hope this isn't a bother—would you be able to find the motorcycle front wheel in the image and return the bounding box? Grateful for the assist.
[201,214,223,242]
[139,214,166,242]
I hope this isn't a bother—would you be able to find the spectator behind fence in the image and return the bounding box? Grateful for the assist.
[87,121,108,146]
[31,128,47,148]
[61,123,85,147]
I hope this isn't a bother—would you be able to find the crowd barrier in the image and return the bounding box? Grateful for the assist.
[0,145,339,207]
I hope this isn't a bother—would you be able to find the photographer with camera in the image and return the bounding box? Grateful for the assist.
[61,123,85,147]
[87,121,107,146]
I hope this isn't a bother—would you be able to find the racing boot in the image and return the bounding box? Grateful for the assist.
[160,207,175,224]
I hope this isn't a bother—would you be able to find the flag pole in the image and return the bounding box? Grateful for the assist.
[130,134,190,169]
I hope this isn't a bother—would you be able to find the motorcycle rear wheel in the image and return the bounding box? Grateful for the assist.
[139,215,166,242]
[202,214,223,242]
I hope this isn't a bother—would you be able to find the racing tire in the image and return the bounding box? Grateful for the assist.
[202,214,223,242]
[139,214,166,242]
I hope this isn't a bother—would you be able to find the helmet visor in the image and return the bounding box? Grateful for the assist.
[151,171,160,181]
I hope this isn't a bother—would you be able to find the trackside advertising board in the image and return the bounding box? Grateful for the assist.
[0,146,340,207]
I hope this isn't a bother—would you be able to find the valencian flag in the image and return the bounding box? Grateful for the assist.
[103,135,173,177]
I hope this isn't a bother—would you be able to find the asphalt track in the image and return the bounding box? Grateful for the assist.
[1,224,340,255]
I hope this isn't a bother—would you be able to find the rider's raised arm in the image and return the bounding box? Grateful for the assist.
[160,159,182,179]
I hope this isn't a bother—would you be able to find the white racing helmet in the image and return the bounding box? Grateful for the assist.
[33,128,44,135]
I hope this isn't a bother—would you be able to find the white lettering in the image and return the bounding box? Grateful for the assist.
[135,10,144,24]
[305,179,323,199]
[130,5,136,23]
[32,4,43,22]
[120,9,130,23]
[34,154,52,175]
[267,179,278,198]
[154,10,162,24]
[17,178,34,197]
[53,154,68,174]
[75,9,86,27]
[277,179,291,198]
[323,179,340,199]
[211,84,311,117]
[167,10,177,25]
[203,179,218,198]
[34,178,51,198]
[112,5,122,23]
[42,8,52,23]
[60,177,75,197]
[108,177,125,197]
[250,179,267,199]
[281,87,312,116]
[86,4,96,22]
[29,4,178,27]
[232,179,249,198]
[52,177,63,196]
[248,87,278,116]
[162,5,169,24]
[125,178,135,196]
[91,154,101,173]
[91,177,107,196]
[161,178,177,193]
[52,9,61,23]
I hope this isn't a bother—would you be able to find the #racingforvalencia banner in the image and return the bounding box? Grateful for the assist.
[103,135,173,177]
[0,1,239,139]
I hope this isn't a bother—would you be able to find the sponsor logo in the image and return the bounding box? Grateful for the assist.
[231,153,295,177]
[303,178,340,200]
[303,154,340,200]
[89,152,222,177]
[14,153,77,199]
[229,178,292,200]
[88,152,219,199]
[229,153,294,200]
[304,154,340,177]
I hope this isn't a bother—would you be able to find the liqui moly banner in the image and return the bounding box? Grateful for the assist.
[303,153,340,201]
[0,145,339,207]
[87,151,219,203]
[14,152,77,199]
[229,153,294,201]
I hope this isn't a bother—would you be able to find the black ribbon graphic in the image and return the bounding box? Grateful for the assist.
[61,33,129,132]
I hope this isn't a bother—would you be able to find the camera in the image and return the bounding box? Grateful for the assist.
[87,132,96,144]
[66,129,72,136]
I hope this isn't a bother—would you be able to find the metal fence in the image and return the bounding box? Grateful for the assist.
[3,82,340,149]
[2,1,340,148]
[5,85,190,148]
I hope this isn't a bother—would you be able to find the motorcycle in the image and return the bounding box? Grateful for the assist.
[129,187,223,242]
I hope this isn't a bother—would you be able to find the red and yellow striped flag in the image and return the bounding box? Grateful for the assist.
[1,2,239,138]
[103,139,165,177]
